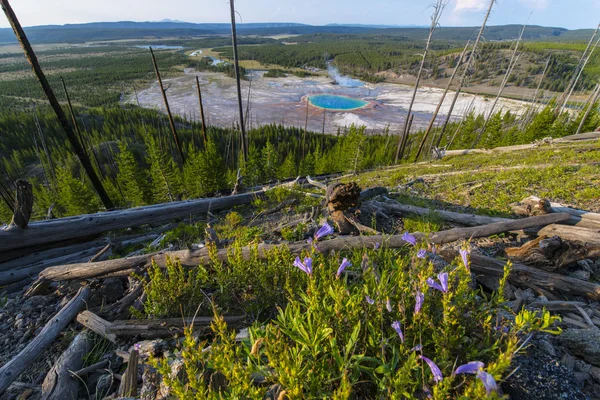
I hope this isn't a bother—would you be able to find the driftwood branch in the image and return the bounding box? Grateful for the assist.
[106,316,246,339]
[0,286,90,396]
[41,331,91,400]
[119,349,139,397]
[0,191,264,252]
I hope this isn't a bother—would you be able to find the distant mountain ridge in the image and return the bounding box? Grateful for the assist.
[0,20,593,45]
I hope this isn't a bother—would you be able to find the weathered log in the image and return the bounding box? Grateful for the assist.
[360,187,388,201]
[505,236,593,272]
[515,196,600,229]
[76,310,117,343]
[41,331,91,400]
[535,224,600,245]
[0,286,90,396]
[0,191,265,253]
[306,176,327,190]
[0,245,106,286]
[0,239,108,272]
[377,200,508,226]
[429,212,571,244]
[8,179,33,229]
[439,249,600,300]
[106,316,246,339]
[119,349,139,397]
[39,235,414,281]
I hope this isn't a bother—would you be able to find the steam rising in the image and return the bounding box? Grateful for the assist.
[327,63,364,88]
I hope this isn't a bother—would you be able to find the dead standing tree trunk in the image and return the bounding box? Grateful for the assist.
[436,0,496,146]
[576,83,600,135]
[473,18,528,148]
[558,22,600,115]
[395,0,448,163]
[414,40,471,161]
[195,75,208,147]
[150,47,185,164]
[0,0,114,210]
[230,0,248,162]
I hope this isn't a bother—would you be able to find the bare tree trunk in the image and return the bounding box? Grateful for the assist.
[414,40,471,161]
[473,19,528,148]
[229,0,248,162]
[394,0,448,163]
[0,0,114,210]
[397,114,414,161]
[562,36,600,113]
[195,76,208,147]
[558,23,600,114]
[576,83,600,135]
[436,0,496,145]
[322,108,326,149]
[150,47,185,164]
[303,99,309,158]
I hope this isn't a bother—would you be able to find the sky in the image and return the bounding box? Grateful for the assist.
[0,0,598,30]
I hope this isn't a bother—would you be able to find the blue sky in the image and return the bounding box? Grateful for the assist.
[1,0,598,30]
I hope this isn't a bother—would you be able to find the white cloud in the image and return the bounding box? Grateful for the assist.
[453,0,487,11]
[519,0,549,10]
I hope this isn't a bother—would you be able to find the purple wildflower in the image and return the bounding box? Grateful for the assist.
[374,242,380,250]
[426,272,449,293]
[293,256,313,275]
[386,298,393,312]
[454,361,484,375]
[417,249,427,259]
[402,231,417,246]
[134,343,141,351]
[336,258,351,278]
[476,371,498,394]
[365,295,375,305]
[391,321,404,343]
[432,245,437,255]
[415,290,424,314]
[459,248,470,268]
[315,223,334,240]
[420,355,443,383]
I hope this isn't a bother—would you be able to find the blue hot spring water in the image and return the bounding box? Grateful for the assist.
[308,94,369,111]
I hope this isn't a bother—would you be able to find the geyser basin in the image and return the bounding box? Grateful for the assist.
[308,94,369,111]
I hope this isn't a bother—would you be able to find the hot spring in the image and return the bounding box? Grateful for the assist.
[308,94,369,111]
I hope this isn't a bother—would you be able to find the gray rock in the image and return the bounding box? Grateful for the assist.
[559,329,600,367]
[129,339,168,360]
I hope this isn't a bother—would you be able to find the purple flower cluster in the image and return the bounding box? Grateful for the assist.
[459,248,470,268]
[391,320,404,343]
[426,272,449,293]
[402,231,417,246]
[454,361,498,394]
[414,291,424,314]
[293,256,313,275]
[336,258,351,278]
[420,355,443,383]
[314,223,334,240]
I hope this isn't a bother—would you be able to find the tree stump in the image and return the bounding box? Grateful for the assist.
[9,180,33,229]
[326,183,361,235]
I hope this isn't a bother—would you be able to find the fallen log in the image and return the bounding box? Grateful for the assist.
[76,310,117,343]
[439,249,600,300]
[98,281,144,320]
[0,239,108,272]
[41,331,91,400]
[106,316,246,339]
[429,212,571,244]
[376,200,508,227]
[505,236,595,272]
[72,360,109,378]
[39,235,414,282]
[0,286,90,396]
[0,191,265,253]
[0,245,106,286]
[513,196,600,229]
[535,224,600,245]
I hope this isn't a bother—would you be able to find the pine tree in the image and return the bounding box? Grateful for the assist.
[261,140,278,181]
[299,152,315,176]
[524,105,556,142]
[116,141,149,207]
[55,166,102,215]
[184,141,226,197]
[244,144,263,186]
[146,135,183,203]
[278,153,297,180]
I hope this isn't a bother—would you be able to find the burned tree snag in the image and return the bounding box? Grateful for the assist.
[0,0,114,210]
[9,179,32,229]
